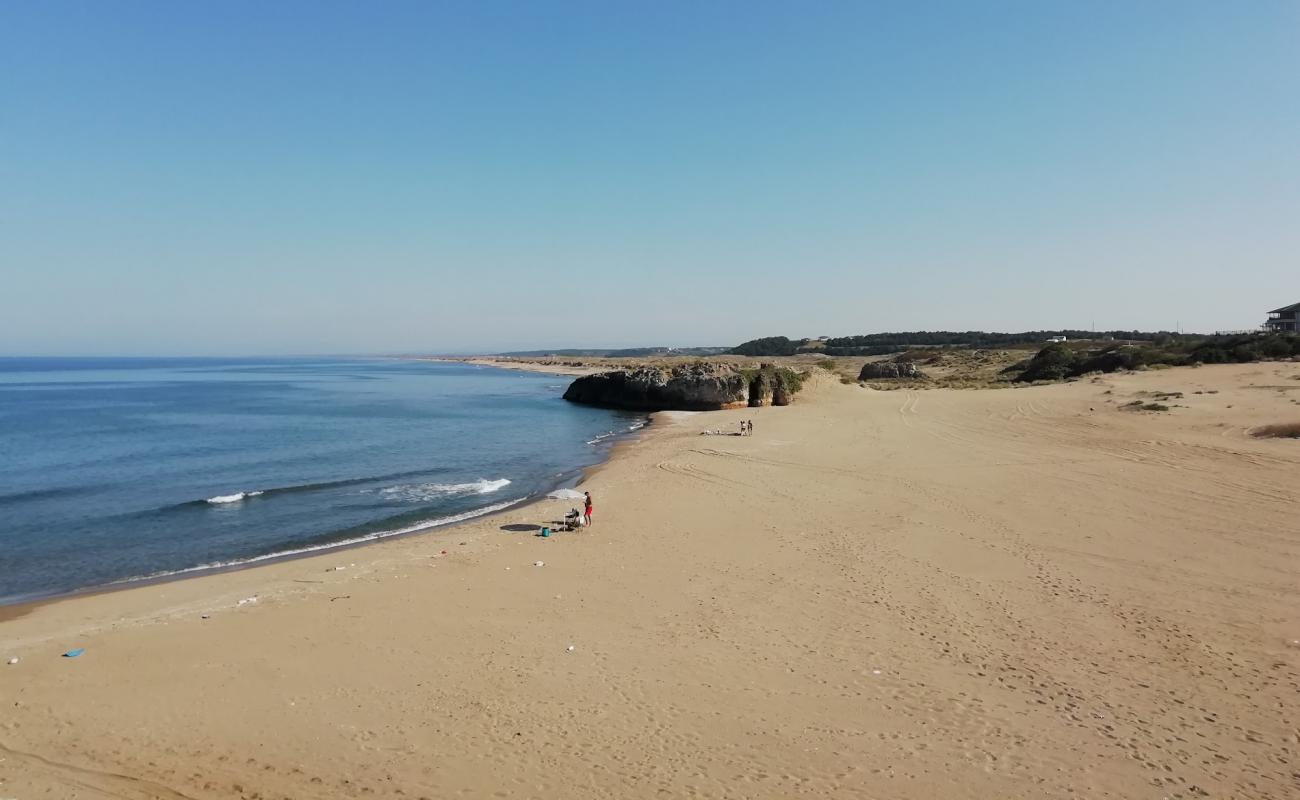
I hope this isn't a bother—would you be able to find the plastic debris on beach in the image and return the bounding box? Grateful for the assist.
[63,648,85,658]
[566,645,576,652]
[237,596,258,606]
[534,561,545,567]
[6,657,18,665]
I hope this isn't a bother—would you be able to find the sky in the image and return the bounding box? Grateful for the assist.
[2,1,1297,355]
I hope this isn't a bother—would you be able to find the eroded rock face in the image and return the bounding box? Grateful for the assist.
[858,361,927,380]
[747,368,773,407]
[563,362,802,411]
[563,363,750,411]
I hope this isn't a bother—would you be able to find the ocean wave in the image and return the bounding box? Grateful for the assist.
[105,498,521,588]
[206,491,264,504]
[585,418,648,445]
[0,485,99,506]
[171,468,447,510]
[376,478,511,503]
[586,431,616,445]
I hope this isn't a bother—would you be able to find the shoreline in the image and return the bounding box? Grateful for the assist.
[0,364,650,615]
[406,355,607,377]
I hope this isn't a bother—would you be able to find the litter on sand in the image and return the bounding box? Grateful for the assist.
[534,561,545,567]
[63,648,85,658]
[237,596,258,606]
[6,657,18,665]
[566,645,576,652]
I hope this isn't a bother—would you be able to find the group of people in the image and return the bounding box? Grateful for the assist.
[700,420,757,437]
[562,491,594,531]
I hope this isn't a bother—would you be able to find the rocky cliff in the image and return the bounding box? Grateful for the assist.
[858,361,927,380]
[563,363,803,411]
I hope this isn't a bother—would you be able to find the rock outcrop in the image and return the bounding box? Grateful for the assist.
[858,361,927,380]
[563,362,802,411]
[746,369,773,407]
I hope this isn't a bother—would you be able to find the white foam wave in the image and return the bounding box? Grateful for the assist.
[586,431,616,445]
[206,491,264,504]
[377,478,511,502]
[107,498,521,587]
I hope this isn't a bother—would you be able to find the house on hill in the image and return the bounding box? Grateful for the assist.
[1263,302,1299,332]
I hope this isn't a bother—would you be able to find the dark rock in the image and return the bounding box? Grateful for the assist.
[747,366,773,407]
[563,362,804,411]
[858,361,927,380]
[563,363,750,411]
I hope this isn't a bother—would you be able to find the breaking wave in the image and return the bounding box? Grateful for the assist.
[376,478,512,503]
[206,491,264,504]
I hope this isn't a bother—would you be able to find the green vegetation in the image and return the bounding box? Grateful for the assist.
[825,330,1177,353]
[737,363,806,394]
[823,344,904,356]
[732,330,1188,358]
[775,366,806,395]
[1012,342,1079,381]
[1012,333,1300,383]
[730,336,800,357]
[499,346,729,357]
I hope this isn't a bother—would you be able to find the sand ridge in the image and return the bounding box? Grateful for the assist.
[2,363,1298,799]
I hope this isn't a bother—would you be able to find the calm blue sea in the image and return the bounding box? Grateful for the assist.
[0,357,640,604]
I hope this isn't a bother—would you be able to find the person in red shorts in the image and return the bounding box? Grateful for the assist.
[583,491,593,528]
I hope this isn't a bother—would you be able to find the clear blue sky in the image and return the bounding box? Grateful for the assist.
[3,1,1297,355]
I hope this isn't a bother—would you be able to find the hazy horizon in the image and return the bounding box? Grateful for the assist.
[4,2,1297,357]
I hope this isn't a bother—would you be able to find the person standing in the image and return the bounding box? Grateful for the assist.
[583,491,593,528]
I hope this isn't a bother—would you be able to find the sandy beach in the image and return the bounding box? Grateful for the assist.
[2,363,1298,799]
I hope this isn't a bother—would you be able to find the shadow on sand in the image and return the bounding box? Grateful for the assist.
[500,523,541,533]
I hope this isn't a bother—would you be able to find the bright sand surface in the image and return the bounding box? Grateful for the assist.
[2,363,1298,799]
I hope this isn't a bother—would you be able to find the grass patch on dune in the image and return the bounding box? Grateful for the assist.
[1252,423,1300,439]
[1124,400,1171,412]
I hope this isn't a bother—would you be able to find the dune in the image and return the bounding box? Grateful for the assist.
[2,362,1298,799]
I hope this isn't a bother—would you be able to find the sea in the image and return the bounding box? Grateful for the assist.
[0,357,642,605]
